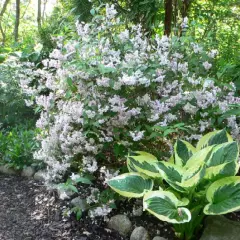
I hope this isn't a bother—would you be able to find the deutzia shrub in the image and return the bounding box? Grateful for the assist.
[19,5,240,214]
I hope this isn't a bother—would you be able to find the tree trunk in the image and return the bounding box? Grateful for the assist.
[164,0,173,36]
[42,0,48,22]
[37,0,42,29]
[0,0,11,45]
[14,0,20,42]
[182,0,191,19]
[0,0,11,16]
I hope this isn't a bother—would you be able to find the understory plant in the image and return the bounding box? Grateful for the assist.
[108,129,240,240]
[0,125,39,170]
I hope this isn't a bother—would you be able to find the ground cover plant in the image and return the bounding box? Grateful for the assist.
[108,129,240,239]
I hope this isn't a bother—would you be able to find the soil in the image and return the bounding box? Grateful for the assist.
[0,174,175,240]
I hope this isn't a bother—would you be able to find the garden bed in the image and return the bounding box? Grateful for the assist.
[0,173,175,240]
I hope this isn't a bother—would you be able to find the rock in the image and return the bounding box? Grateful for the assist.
[0,165,18,175]
[152,237,167,240]
[200,216,240,240]
[130,226,150,240]
[108,214,132,236]
[70,197,88,211]
[33,170,45,181]
[21,166,35,178]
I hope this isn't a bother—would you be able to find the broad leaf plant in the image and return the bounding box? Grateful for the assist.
[108,129,240,239]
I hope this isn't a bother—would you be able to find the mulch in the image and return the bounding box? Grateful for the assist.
[0,174,176,240]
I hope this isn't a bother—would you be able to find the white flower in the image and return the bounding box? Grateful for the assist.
[70,173,80,181]
[208,49,218,58]
[129,131,145,141]
[183,102,198,115]
[82,156,98,173]
[106,4,117,19]
[203,61,212,70]
[181,17,188,28]
[119,29,129,42]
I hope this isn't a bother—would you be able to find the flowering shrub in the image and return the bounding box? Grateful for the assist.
[18,5,240,217]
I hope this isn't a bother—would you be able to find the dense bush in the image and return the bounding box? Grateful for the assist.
[18,5,240,217]
[0,125,39,170]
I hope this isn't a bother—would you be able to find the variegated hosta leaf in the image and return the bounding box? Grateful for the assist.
[196,129,233,151]
[174,139,196,167]
[204,141,239,180]
[127,151,160,178]
[180,163,206,189]
[157,162,187,192]
[184,146,214,169]
[157,161,183,182]
[205,161,239,180]
[204,176,240,215]
[143,191,191,224]
[107,173,153,198]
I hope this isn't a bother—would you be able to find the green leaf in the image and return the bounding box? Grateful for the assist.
[98,64,116,74]
[184,146,214,169]
[90,9,95,15]
[127,151,160,178]
[107,173,153,198]
[180,163,206,189]
[74,177,92,185]
[68,185,79,193]
[204,141,239,180]
[157,161,183,183]
[76,209,82,220]
[204,176,240,215]
[196,129,233,151]
[143,191,191,224]
[174,139,196,167]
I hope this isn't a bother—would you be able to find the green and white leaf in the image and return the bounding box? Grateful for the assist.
[204,161,239,180]
[204,176,240,215]
[204,141,239,180]
[174,139,196,167]
[196,129,233,151]
[157,162,186,192]
[184,146,213,169]
[180,163,206,189]
[157,161,183,183]
[107,173,153,198]
[127,151,160,178]
[143,191,191,224]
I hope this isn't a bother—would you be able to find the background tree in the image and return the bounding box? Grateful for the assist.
[14,0,20,42]
[0,0,11,45]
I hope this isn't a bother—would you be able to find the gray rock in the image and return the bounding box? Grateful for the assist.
[130,227,150,240]
[152,237,167,240]
[21,166,35,178]
[200,216,240,240]
[70,197,89,211]
[108,214,132,236]
[0,165,18,175]
[33,170,45,181]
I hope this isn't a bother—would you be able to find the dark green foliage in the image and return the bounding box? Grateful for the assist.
[0,125,39,170]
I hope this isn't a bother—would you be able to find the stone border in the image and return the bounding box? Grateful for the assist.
[0,164,45,181]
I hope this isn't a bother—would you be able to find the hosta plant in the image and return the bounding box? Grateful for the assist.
[108,129,240,240]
